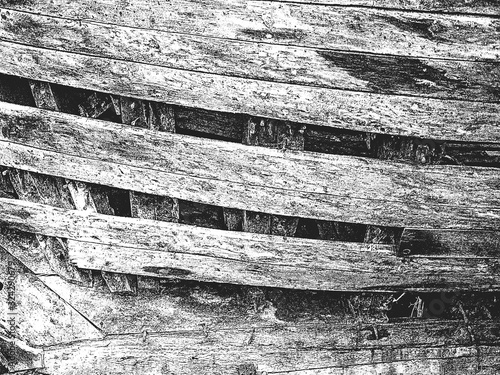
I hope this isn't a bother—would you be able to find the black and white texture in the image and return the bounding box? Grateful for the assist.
[0,0,499,373]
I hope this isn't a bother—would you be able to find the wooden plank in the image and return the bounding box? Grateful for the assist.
[28,80,59,111]
[0,227,53,276]
[29,79,132,293]
[0,246,103,347]
[2,10,500,103]
[253,1,500,14]
[40,336,500,375]
[4,140,500,230]
[69,242,500,291]
[399,229,500,258]
[176,107,244,141]
[27,82,100,288]
[240,118,305,235]
[67,180,136,294]
[121,96,179,293]
[1,103,499,229]
[1,198,500,290]
[121,96,179,224]
[38,274,394,335]
[2,2,500,61]
[7,169,93,286]
[1,42,500,142]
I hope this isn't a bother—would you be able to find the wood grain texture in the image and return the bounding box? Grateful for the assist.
[1,42,500,142]
[238,118,305,236]
[2,1,500,61]
[40,337,500,375]
[1,198,499,290]
[8,169,93,286]
[4,141,500,229]
[1,102,499,229]
[0,247,103,347]
[27,79,133,293]
[254,0,500,14]
[399,229,500,258]
[67,180,137,294]
[1,9,499,103]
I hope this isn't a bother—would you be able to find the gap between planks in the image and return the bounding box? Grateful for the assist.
[0,101,499,229]
[1,198,500,291]
[1,40,500,142]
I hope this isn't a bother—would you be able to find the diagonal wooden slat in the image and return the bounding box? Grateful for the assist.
[1,102,499,229]
[0,246,103,347]
[1,41,499,142]
[1,198,499,290]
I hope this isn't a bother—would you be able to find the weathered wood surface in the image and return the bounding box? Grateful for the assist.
[3,142,500,229]
[68,179,137,294]
[2,226,500,372]
[0,247,103,347]
[1,10,500,103]
[1,102,499,229]
[15,79,134,292]
[2,1,500,61]
[1,42,500,142]
[238,119,305,236]
[399,229,500,258]
[1,198,499,290]
[254,0,500,14]
[39,338,500,375]
[7,169,93,286]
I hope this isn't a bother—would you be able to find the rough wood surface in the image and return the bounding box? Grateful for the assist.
[237,118,305,236]
[1,42,500,142]
[256,0,500,14]
[399,229,500,258]
[68,180,136,294]
[2,227,499,372]
[40,337,500,375]
[1,10,500,103]
[1,102,499,229]
[1,198,500,291]
[7,169,92,286]
[25,80,133,293]
[4,142,500,230]
[2,2,500,61]
[0,247,103,347]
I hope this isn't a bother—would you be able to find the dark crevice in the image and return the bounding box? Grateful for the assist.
[106,188,131,217]
[175,126,239,143]
[178,200,226,230]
